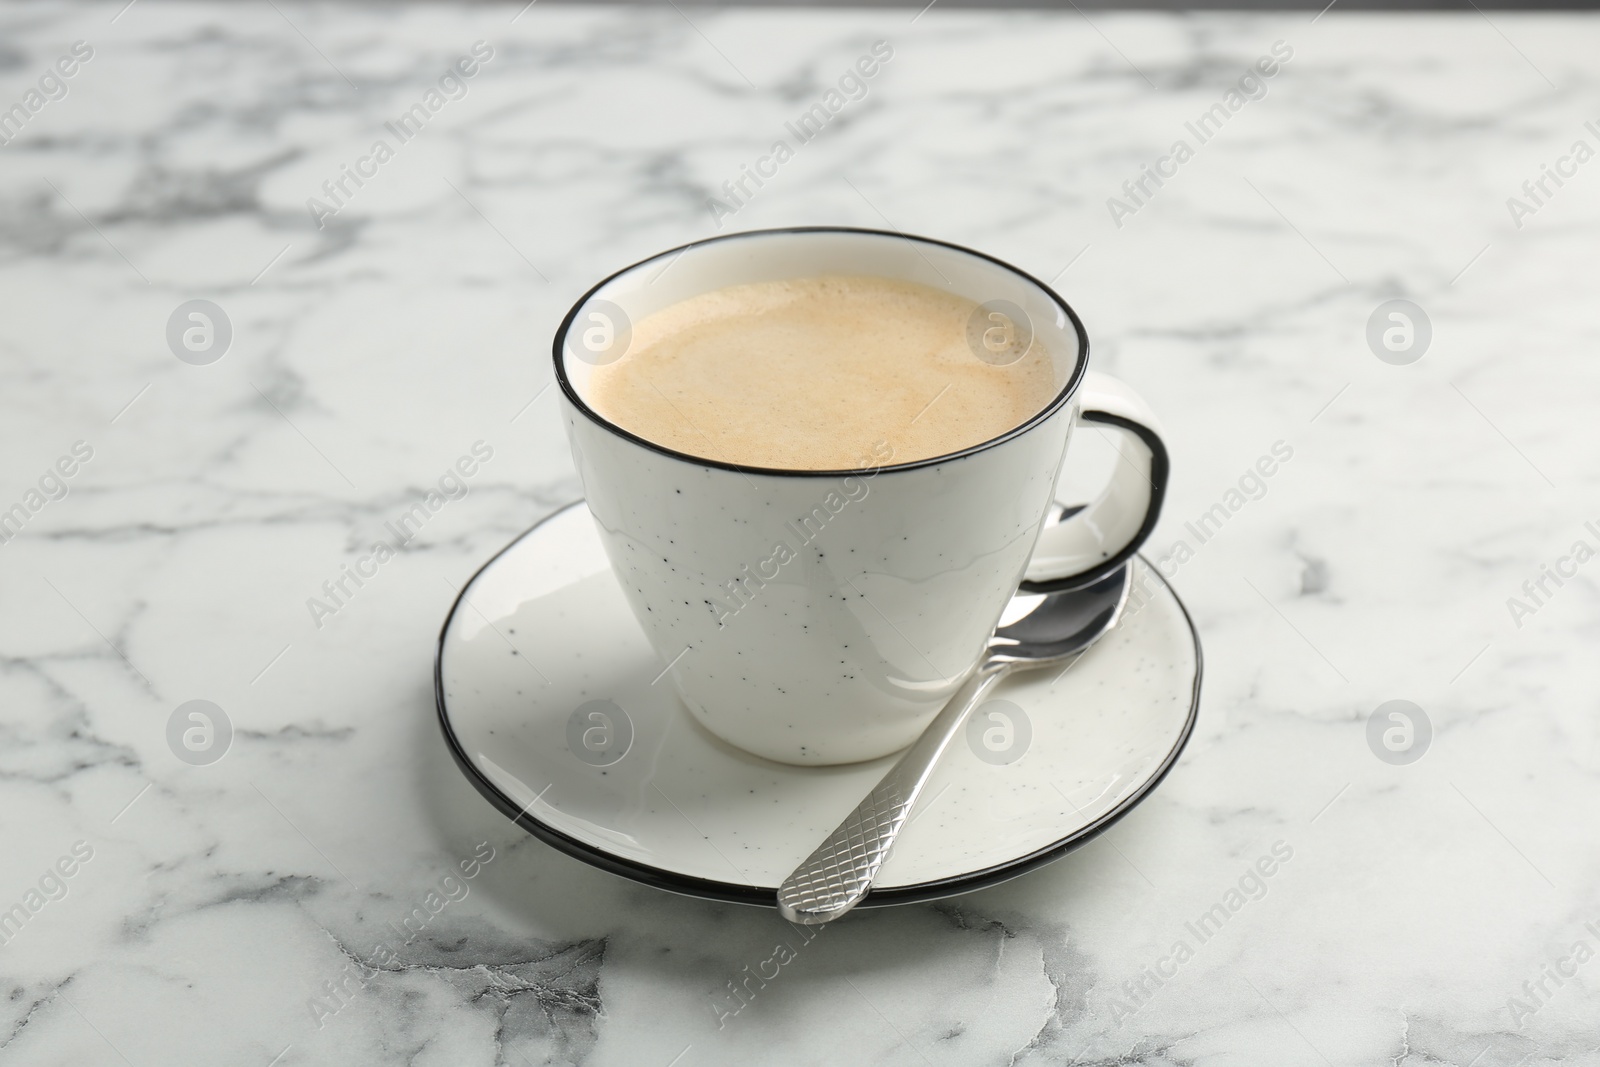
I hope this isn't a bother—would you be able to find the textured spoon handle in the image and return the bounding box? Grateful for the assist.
[774,778,914,926]
[777,664,1008,924]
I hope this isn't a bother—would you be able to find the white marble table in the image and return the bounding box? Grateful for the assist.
[3,3,1598,1064]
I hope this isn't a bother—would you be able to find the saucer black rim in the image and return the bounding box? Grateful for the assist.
[434,501,1203,910]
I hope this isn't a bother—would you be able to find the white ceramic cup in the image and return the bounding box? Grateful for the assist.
[555,227,1168,766]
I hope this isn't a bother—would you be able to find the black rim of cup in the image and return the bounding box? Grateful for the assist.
[550,225,1093,478]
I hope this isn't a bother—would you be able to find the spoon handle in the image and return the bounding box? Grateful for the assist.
[776,661,1011,925]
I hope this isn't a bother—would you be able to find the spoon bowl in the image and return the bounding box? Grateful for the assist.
[991,565,1131,664]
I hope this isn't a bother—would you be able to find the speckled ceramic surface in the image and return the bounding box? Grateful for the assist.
[555,227,1169,767]
[435,501,1200,906]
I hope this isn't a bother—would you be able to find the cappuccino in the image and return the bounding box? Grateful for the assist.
[586,275,1058,470]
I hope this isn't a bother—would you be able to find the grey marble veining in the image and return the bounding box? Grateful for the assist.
[2,2,1599,1064]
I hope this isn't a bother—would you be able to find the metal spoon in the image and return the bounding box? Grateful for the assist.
[776,563,1133,925]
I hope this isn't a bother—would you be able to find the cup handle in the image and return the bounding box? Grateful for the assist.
[1020,371,1170,593]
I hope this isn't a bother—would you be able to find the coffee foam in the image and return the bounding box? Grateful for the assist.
[585,275,1060,470]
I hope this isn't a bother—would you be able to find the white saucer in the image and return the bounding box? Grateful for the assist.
[434,502,1201,909]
